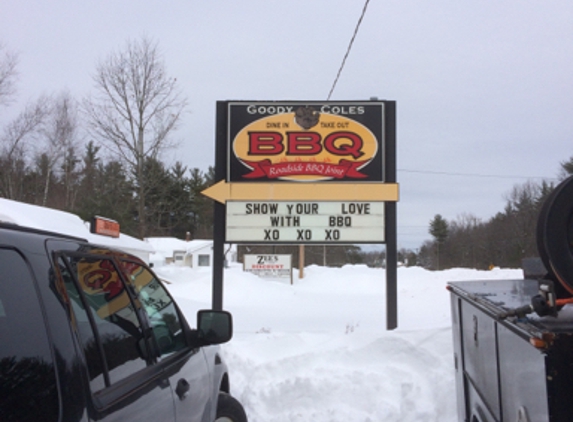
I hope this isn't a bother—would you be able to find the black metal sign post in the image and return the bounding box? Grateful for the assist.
[384,102,397,330]
[206,100,398,329]
[211,102,228,311]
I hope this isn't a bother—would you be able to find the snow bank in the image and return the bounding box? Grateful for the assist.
[156,264,522,422]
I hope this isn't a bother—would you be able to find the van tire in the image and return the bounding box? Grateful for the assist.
[215,392,248,422]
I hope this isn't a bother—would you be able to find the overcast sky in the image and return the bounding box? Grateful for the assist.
[1,1,572,249]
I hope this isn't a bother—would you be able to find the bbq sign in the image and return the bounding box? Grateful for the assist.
[203,100,398,244]
[205,100,398,327]
[228,102,384,182]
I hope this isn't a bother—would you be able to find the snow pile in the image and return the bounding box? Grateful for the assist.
[156,264,522,422]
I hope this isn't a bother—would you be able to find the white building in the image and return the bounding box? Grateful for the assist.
[145,237,214,268]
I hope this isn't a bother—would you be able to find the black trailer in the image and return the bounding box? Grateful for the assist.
[448,176,573,422]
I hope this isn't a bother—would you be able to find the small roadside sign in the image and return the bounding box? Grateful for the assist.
[243,254,293,284]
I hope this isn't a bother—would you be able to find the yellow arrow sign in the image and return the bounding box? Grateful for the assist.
[201,180,399,204]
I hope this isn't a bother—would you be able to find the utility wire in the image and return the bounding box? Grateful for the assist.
[398,168,558,181]
[327,0,371,101]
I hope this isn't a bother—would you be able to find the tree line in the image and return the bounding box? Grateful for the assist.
[416,160,572,270]
[2,38,571,269]
[0,39,214,239]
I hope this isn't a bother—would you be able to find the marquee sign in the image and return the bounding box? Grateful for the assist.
[226,201,385,243]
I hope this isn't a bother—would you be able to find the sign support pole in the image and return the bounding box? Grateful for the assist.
[212,101,227,310]
[386,203,397,329]
[299,245,305,279]
[385,101,397,330]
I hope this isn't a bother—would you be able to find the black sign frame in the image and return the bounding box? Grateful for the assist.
[210,100,398,329]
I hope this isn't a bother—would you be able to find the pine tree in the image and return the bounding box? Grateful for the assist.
[560,156,573,179]
[429,214,449,244]
[429,214,449,270]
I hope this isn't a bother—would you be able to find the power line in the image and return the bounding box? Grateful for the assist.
[398,168,558,181]
[327,0,371,101]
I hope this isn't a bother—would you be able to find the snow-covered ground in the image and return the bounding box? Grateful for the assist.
[155,263,523,422]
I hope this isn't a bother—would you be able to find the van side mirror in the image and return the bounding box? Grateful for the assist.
[197,310,233,346]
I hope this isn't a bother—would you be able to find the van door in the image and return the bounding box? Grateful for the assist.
[56,251,175,422]
[119,260,214,422]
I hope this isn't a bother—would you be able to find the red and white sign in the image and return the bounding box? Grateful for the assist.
[243,254,292,282]
[228,102,385,183]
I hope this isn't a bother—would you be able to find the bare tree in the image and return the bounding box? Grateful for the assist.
[0,43,18,107]
[0,97,49,199]
[503,180,543,260]
[38,92,80,207]
[83,37,187,237]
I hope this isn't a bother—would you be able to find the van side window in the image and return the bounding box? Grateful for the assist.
[120,261,188,358]
[61,254,148,389]
[56,256,107,391]
[0,248,58,422]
